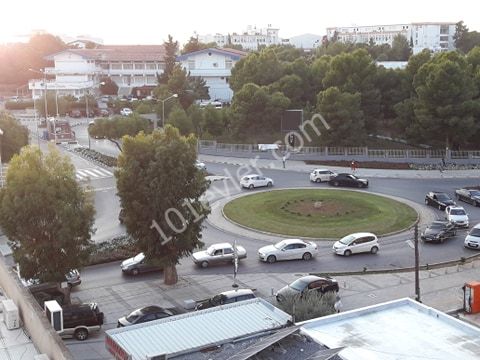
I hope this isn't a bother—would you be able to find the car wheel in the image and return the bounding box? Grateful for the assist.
[370,246,379,254]
[438,204,443,210]
[424,199,429,205]
[302,252,312,261]
[249,184,254,190]
[439,237,444,243]
[267,255,276,264]
[267,182,272,187]
[453,230,457,236]
[315,178,321,183]
[357,183,363,188]
[344,250,352,257]
[333,181,339,187]
[201,261,209,268]
[476,201,480,207]
[74,329,88,341]
[131,268,139,276]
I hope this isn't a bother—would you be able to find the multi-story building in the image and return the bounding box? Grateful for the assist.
[177,47,247,102]
[199,25,281,51]
[29,45,165,99]
[326,22,457,54]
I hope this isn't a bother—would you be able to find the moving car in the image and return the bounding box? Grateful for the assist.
[120,107,133,116]
[240,174,274,189]
[310,169,337,183]
[258,239,318,263]
[328,173,368,188]
[117,306,183,327]
[192,242,247,268]
[195,289,255,310]
[121,253,162,276]
[455,188,480,207]
[333,232,379,256]
[424,191,456,210]
[275,275,339,303]
[60,302,104,341]
[421,221,456,243]
[195,160,207,171]
[465,223,480,249]
[445,206,469,228]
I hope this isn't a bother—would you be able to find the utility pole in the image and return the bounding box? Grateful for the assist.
[414,223,421,303]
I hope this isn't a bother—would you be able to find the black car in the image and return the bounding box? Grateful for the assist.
[421,221,457,243]
[424,191,456,210]
[455,188,480,207]
[328,173,368,188]
[117,305,183,327]
[61,303,104,340]
[276,275,339,303]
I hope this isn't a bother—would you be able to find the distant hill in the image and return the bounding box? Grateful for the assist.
[287,33,323,49]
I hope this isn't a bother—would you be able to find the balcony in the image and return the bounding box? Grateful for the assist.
[44,67,104,76]
[28,79,98,90]
[187,69,232,77]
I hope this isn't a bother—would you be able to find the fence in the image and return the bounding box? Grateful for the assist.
[198,140,480,164]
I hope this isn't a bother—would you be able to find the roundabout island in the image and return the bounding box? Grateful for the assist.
[223,189,418,239]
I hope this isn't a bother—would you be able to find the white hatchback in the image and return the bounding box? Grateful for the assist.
[310,169,337,183]
[240,174,274,189]
[445,206,469,228]
[120,108,133,116]
[465,223,480,249]
[258,239,318,263]
[333,232,379,256]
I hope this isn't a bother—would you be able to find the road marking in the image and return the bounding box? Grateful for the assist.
[76,168,114,181]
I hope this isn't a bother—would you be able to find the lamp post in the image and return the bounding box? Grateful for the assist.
[29,68,49,143]
[406,223,421,303]
[32,94,40,146]
[158,94,178,130]
[85,81,105,150]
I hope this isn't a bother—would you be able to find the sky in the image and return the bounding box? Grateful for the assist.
[1,0,479,45]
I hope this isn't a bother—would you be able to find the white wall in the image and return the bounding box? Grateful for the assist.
[54,52,96,74]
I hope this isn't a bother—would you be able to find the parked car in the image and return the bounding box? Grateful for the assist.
[464,223,480,249]
[69,109,82,118]
[258,239,318,263]
[333,232,379,256]
[455,188,480,207]
[120,108,133,116]
[445,206,469,228]
[192,243,247,268]
[60,302,104,340]
[275,275,339,303]
[240,174,274,189]
[424,191,456,210]
[16,265,81,288]
[195,160,207,171]
[117,305,183,327]
[328,173,368,188]
[310,169,337,183]
[421,221,457,243]
[195,289,255,310]
[121,253,162,276]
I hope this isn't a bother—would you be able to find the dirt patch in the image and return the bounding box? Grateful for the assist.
[304,160,411,170]
[283,199,353,217]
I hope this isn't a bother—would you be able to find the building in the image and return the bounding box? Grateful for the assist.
[177,47,247,102]
[326,22,457,54]
[28,45,166,99]
[299,298,480,360]
[285,33,323,49]
[199,25,282,51]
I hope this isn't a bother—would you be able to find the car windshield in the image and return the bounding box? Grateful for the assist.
[436,194,450,201]
[211,294,224,306]
[339,235,355,245]
[289,278,310,291]
[450,209,466,215]
[429,223,445,229]
[274,240,287,249]
[470,191,480,197]
[126,310,141,323]
[470,229,480,237]
[206,246,215,256]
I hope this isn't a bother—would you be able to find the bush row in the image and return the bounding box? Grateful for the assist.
[87,234,138,266]
[74,147,117,167]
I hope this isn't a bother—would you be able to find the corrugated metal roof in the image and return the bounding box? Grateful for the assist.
[106,298,292,360]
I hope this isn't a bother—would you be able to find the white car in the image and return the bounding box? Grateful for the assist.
[240,174,273,189]
[333,232,379,256]
[120,108,133,116]
[465,223,480,249]
[195,160,206,171]
[445,206,469,228]
[310,169,337,183]
[258,239,318,263]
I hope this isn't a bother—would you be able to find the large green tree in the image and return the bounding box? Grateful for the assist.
[167,107,194,135]
[0,113,29,162]
[158,35,178,84]
[181,37,216,54]
[0,146,95,283]
[115,126,210,284]
[389,34,412,61]
[455,21,480,54]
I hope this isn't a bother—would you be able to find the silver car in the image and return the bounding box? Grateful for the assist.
[192,243,247,268]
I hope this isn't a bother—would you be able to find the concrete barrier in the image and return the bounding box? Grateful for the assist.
[0,256,72,360]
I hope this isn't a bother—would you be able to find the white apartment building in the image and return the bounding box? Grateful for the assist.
[199,25,281,51]
[29,45,165,99]
[177,48,247,102]
[326,22,457,54]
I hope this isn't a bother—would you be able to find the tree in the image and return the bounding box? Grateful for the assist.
[99,77,119,95]
[158,35,178,84]
[187,104,204,136]
[202,106,224,136]
[0,112,29,162]
[0,146,95,283]
[181,37,216,54]
[115,126,210,284]
[316,87,366,145]
[163,65,209,109]
[167,106,194,135]
[389,35,412,61]
[454,21,480,54]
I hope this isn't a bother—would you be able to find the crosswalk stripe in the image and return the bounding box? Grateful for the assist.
[75,168,114,181]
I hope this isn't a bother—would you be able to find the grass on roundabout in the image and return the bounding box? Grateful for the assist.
[223,189,418,239]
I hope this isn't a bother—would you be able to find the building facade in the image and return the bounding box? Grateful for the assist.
[29,45,165,99]
[326,22,457,54]
[177,48,247,102]
[199,25,281,51]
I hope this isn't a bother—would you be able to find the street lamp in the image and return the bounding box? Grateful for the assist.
[158,94,178,130]
[28,69,48,122]
[85,81,105,119]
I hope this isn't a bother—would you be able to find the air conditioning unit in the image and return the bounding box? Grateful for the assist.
[1,299,20,329]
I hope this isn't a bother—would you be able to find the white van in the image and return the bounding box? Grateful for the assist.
[333,232,379,256]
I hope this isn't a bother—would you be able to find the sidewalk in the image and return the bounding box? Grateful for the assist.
[199,154,480,179]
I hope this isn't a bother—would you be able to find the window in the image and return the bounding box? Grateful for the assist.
[111,63,122,70]
[123,63,133,70]
[157,62,166,70]
[146,63,156,70]
[440,36,449,42]
[134,63,145,70]
[225,59,233,69]
[188,60,195,70]
[224,248,233,255]
[146,76,156,84]
[213,62,218,68]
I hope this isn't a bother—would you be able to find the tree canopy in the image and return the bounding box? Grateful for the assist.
[0,146,95,283]
[0,112,29,162]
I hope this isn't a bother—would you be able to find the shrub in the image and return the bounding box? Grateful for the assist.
[276,291,336,322]
[87,234,138,265]
[4,100,34,110]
